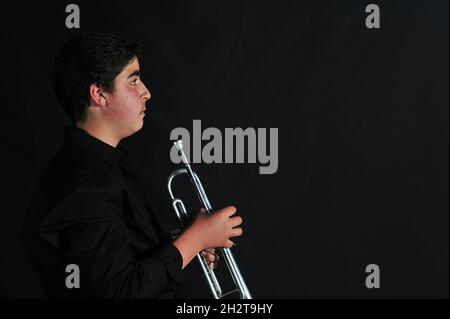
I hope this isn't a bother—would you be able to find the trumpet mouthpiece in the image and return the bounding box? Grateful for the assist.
[174,140,184,151]
[173,139,190,165]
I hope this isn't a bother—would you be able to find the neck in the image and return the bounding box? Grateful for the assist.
[76,121,121,148]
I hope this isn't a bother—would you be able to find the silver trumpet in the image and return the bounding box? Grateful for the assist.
[167,139,252,299]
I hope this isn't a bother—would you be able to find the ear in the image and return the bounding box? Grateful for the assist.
[89,83,107,107]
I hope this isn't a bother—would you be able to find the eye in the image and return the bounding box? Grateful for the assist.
[130,78,138,86]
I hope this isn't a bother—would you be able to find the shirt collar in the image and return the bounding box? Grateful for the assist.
[64,126,128,165]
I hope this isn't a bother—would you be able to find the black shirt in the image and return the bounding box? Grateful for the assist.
[21,127,183,298]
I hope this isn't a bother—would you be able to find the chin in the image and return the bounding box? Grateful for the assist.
[123,123,144,139]
[135,120,145,132]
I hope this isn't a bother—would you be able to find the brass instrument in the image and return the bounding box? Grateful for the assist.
[167,140,252,299]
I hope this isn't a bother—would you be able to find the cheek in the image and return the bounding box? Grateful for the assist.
[114,90,141,119]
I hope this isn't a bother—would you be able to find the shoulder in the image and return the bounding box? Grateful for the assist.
[39,143,125,219]
[41,142,122,187]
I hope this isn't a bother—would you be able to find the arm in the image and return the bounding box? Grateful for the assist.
[40,184,182,299]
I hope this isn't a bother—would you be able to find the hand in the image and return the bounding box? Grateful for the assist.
[173,206,242,270]
[201,248,219,269]
[191,206,243,250]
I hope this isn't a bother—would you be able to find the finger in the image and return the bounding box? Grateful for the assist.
[201,252,216,263]
[229,216,242,227]
[201,249,215,255]
[208,261,218,270]
[221,206,237,217]
[229,227,243,238]
[206,251,219,263]
[207,251,220,263]
[224,240,234,249]
[201,250,216,259]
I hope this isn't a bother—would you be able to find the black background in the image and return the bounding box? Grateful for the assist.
[0,0,448,298]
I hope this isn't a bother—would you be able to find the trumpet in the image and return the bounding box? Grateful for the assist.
[167,140,252,299]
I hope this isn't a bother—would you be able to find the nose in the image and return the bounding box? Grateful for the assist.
[142,83,151,102]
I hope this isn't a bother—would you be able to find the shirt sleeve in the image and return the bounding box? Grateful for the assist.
[39,182,183,299]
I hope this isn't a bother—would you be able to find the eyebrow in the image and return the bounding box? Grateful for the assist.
[127,70,140,79]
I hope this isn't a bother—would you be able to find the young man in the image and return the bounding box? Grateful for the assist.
[21,33,243,298]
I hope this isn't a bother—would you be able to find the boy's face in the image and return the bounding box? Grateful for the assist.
[103,57,151,138]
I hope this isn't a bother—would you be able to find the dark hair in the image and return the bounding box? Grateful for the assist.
[52,33,140,124]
